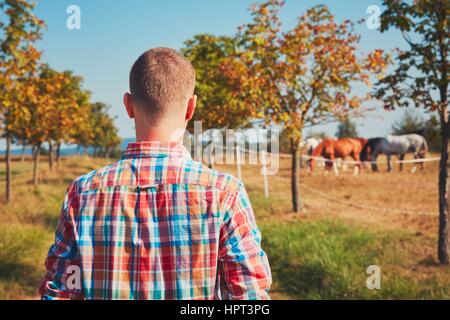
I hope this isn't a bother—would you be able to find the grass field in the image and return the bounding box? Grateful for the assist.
[0,154,449,299]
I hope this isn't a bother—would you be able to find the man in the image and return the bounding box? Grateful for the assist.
[39,47,272,300]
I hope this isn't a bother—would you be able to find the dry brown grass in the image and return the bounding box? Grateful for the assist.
[218,154,439,230]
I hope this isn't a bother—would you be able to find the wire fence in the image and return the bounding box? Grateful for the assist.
[207,144,441,165]
[301,154,441,165]
[301,183,438,217]
[207,144,437,216]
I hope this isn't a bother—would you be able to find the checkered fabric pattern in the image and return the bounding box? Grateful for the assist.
[39,141,271,300]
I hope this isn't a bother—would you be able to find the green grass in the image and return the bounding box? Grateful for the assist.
[0,157,107,299]
[0,224,52,299]
[260,219,450,299]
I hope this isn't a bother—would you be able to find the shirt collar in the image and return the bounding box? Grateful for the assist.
[122,141,192,159]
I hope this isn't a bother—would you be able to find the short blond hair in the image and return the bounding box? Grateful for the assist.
[129,47,195,122]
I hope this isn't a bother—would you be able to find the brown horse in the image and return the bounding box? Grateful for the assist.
[309,138,368,175]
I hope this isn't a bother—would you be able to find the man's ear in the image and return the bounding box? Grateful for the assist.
[123,93,135,119]
[186,95,197,121]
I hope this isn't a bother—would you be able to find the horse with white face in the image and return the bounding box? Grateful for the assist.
[300,137,322,155]
[361,134,428,172]
[300,138,323,169]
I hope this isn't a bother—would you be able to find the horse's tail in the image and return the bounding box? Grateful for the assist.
[309,141,324,171]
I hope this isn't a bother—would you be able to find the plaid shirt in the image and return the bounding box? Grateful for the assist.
[39,141,271,300]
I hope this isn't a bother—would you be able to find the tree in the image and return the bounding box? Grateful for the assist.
[223,1,388,212]
[182,34,250,130]
[426,115,441,153]
[89,102,121,158]
[19,71,55,185]
[0,0,43,201]
[391,110,426,135]
[336,118,359,138]
[37,66,91,170]
[12,65,94,184]
[374,0,449,264]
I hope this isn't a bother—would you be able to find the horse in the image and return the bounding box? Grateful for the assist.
[309,138,368,176]
[300,137,324,169]
[300,137,322,155]
[360,134,428,172]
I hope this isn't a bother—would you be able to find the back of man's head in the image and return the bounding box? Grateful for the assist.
[129,47,195,124]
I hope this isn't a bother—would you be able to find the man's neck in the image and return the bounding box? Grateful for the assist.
[135,128,186,144]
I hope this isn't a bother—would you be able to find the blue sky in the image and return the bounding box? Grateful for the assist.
[32,0,426,139]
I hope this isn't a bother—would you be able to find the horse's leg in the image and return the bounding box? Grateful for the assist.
[387,154,392,172]
[399,154,405,172]
[353,163,359,176]
[337,158,344,171]
[416,153,425,171]
[351,153,361,176]
[324,159,332,176]
[371,157,378,172]
[331,156,339,177]
[333,161,339,177]
[409,153,418,173]
[325,153,337,176]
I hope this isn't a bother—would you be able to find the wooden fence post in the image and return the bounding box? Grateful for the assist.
[236,145,242,181]
[261,150,269,198]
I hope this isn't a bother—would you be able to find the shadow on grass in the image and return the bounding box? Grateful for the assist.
[0,261,41,298]
[0,224,50,299]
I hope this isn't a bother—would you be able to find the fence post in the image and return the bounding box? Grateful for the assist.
[261,150,269,198]
[236,144,242,181]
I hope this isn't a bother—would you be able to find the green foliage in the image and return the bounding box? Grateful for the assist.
[427,115,441,152]
[391,110,427,136]
[336,118,359,138]
[89,102,121,158]
[308,131,328,139]
[278,129,293,154]
[375,0,449,114]
[182,34,247,130]
[391,110,441,152]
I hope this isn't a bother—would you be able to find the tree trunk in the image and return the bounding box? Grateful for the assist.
[438,114,450,265]
[290,139,303,212]
[5,135,12,203]
[20,144,26,162]
[33,144,41,186]
[48,141,54,171]
[56,143,61,167]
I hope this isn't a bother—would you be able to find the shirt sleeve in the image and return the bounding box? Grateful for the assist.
[38,183,84,300]
[218,184,272,300]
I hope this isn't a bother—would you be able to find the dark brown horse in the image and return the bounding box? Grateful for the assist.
[309,138,368,175]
